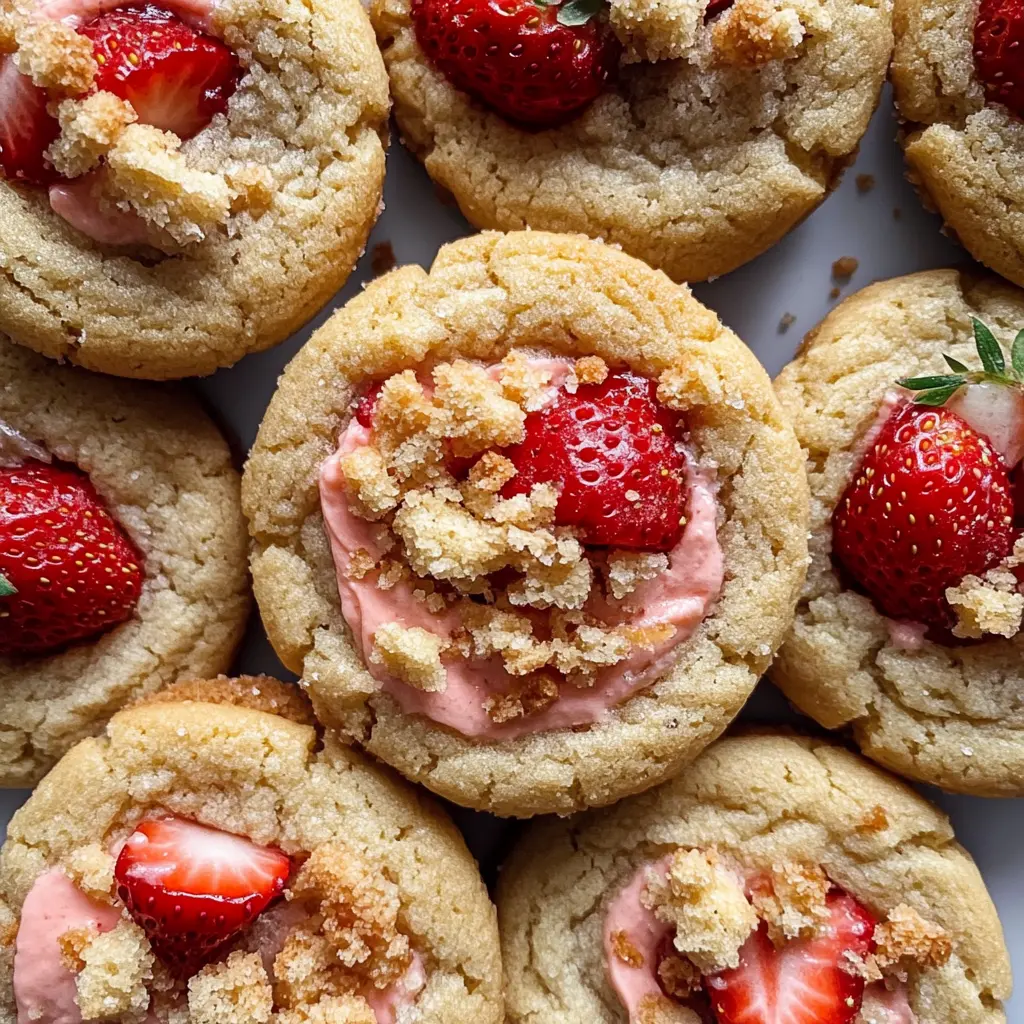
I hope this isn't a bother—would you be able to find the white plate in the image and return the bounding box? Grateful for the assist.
[3,83,1020,1019]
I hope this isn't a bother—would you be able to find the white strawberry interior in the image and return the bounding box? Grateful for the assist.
[0,420,50,468]
[948,382,1024,468]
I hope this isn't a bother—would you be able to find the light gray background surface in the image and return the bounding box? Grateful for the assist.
[3,85,1021,1017]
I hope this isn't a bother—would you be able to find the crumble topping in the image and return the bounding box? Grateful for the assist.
[334,354,685,723]
[277,995,376,1024]
[72,918,156,1022]
[657,954,701,999]
[611,929,646,969]
[65,844,117,903]
[636,993,695,1024]
[608,0,704,62]
[48,94,138,179]
[641,849,758,974]
[747,861,831,944]
[946,566,1024,640]
[13,16,96,93]
[871,905,952,978]
[711,0,829,67]
[370,623,449,693]
[188,952,273,1024]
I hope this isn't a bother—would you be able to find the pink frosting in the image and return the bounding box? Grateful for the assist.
[13,870,122,1024]
[13,872,423,1024]
[318,367,724,741]
[885,619,928,652]
[603,858,917,1024]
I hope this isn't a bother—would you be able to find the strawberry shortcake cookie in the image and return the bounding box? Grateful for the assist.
[774,269,1024,795]
[0,338,250,785]
[893,0,1024,288]
[0,676,504,1024]
[499,732,1011,1024]
[242,231,809,817]
[371,0,892,283]
[0,0,388,379]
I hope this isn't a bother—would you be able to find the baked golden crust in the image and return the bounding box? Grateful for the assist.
[0,689,504,1024]
[892,0,1024,286]
[774,269,1024,795]
[243,230,810,818]
[498,732,1011,1024]
[0,0,389,380]
[371,0,891,282]
[0,339,250,786]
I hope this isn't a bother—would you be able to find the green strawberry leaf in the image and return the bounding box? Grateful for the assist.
[0,573,15,598]
[557,0,602,25]
[914,384,964,407]
[944,354,971,374]
[1013,329,1024,379]
[897,374,967,391]
[973,317,1006,374]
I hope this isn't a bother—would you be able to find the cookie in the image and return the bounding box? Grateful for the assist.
[0,338,250,785]
[892,0,1024,287]
[0,677,504,1024]
[0,0,389,380]
[370,0,892,283]
[243,230,810,818]
[499,732,1011,1024]
[773,269,1024,795]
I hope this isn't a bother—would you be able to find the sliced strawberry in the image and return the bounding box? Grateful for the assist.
[79,4,241,140]
[832,402,1017,632]
[501,371,689,551]
[706,890,876,1024]
[0,460,144,656]
[114,817,291,974]
[0,55,60,185]
[355,382,384,429]
[975,0,1024,118]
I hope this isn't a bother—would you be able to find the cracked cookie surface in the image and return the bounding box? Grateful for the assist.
[0,0,389,380]
[0,679,504,1024]
[498,732,1010,1024]
[242,230,810,818]
[773,269,1024,795]
[0,339,249,785]
[371,0,891,283]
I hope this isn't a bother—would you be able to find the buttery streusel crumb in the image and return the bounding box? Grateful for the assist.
[856,805,889,833]
[340,446,401,521]
[58,923,99,974]
[486,673,560,723]
[105,124,233,247]
[643,849,757,974]
[637,992,696,1024]
[872,904,952,975]
[658,954,702,998]
[48,93,137,178]
[608,0,703,62]
[372,371,448,485]
[13,17,96,93]
[498,351,555,412]
[346,549,378,581]
[66,844,116,902]
[288,843,411,990]
[370,622,449,693]
[277,994,376,1024]
[748,862,830,942]
[507,556,593,612]
[433,360,526,458]
[606,551,670,599]
[188,952,273,1024]
[831,256,859,280]
[611,929,645,968]
[946,568,1024,639]
[712,0,817,67]
[574,356,609,385]
[467,452,517,493]
[73,919,155,1021]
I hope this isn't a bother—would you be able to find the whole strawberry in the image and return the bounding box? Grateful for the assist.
[833,403,1016,632]
[0,461,144,656]
[411,0,620,128]
[975,0,1024,117]
[501,371,689,551]
[115,817,291,975]
[79,4,241,140]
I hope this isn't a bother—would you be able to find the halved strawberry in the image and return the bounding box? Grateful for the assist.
[501,371,689,551]
[79,4,241,140]
[114,817,291,974]
[706,890,876,1024]
[0,55,60,184]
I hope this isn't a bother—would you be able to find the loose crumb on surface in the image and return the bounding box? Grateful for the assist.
[831,256,859,280]
[855,173,875,193]
[370,242,396,277]
[778,312,796,332]
[829,286,841,300]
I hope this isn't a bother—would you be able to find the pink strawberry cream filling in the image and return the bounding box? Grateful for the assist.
[602,859,917,1024]
[318,363,725,740]
[12,870,423,1024]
